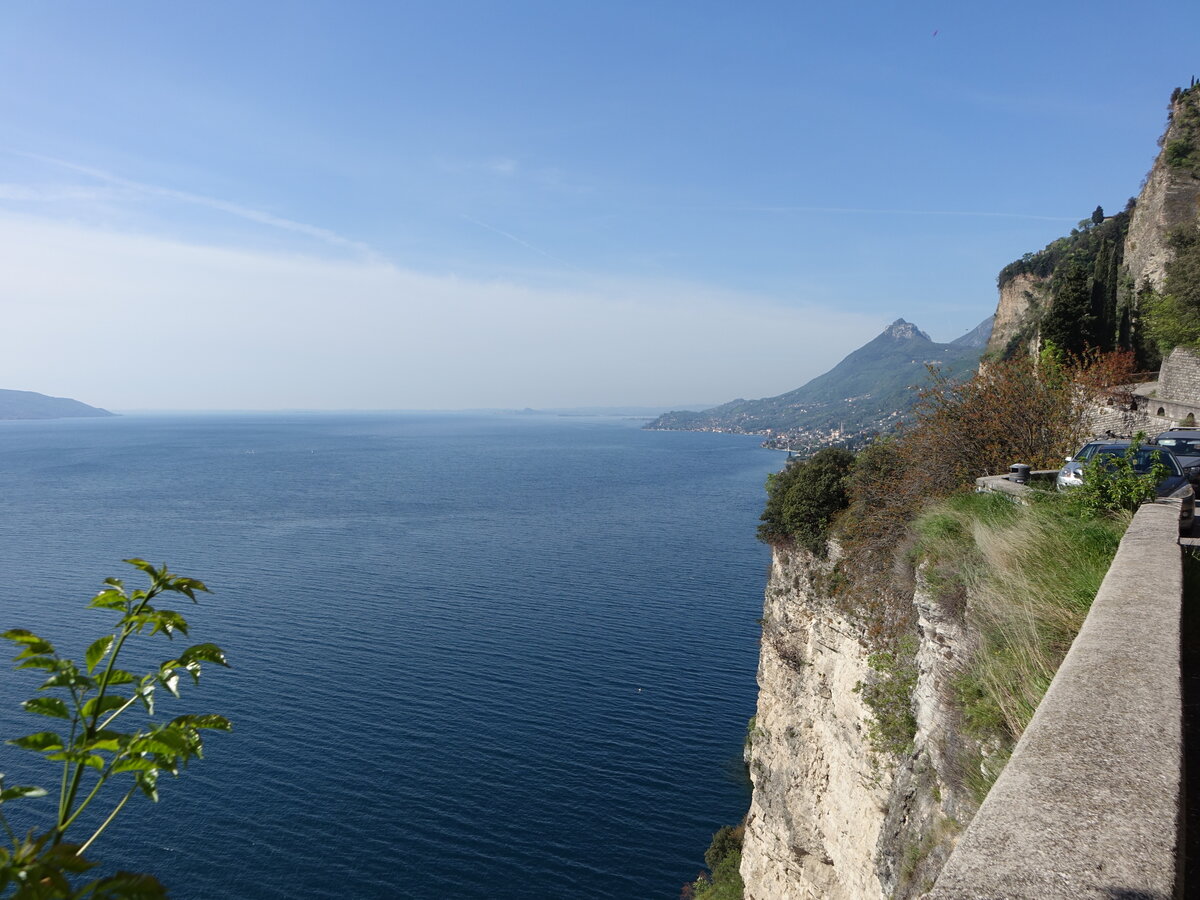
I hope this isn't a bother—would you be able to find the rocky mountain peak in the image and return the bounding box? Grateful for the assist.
[883,319,932,342]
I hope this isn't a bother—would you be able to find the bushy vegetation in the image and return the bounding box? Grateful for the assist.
[1143,225,1200,355]
[852,637,918,756]
[896,352,1134,490]
[1165,82,1200,174]
[1039,223,1127,358]
[997,209,1129,291]
[1073,440,1167,516]
[833,353,1133,604]
[758,350,1133,558]
[757,448,855,553]
[681,825,744,900]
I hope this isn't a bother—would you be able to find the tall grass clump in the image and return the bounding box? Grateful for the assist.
[913,491,1126,796]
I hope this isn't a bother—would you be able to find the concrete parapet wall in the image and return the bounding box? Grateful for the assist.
[925,502,1183,900]
[973,471,1056,500]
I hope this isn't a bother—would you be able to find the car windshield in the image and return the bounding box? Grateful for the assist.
[1156,438,1200,455]
[1075,442,1106,460]
[1097,447,1183,476]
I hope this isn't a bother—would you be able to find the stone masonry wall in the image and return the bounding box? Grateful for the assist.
[1157,346,1200,404]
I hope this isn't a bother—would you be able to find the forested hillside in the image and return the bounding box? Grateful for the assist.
[647,318,990,451]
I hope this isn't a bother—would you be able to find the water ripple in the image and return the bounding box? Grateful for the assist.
[0,413,778,898]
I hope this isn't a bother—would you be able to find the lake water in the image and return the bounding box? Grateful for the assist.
[0,412,779,898]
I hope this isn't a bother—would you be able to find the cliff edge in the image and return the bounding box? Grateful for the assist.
[741,544,982,900]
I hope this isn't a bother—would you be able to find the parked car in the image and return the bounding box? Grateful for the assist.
[1151,428,1200,483]
[1056,438,1130,490]
[1067,444,1195,534]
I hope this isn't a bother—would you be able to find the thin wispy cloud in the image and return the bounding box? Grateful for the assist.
[435,157,591,194]
[730,204,1077,222]
[486,158,519,176]
[9,152,380,258]
[436,157,521,177]
[0,183,114,203]
[460,213,576,267]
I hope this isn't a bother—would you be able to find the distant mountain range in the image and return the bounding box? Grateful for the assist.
[646,316,993,451]
[0,389,114,420]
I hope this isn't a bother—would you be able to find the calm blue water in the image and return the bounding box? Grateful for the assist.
[0,412,778,898]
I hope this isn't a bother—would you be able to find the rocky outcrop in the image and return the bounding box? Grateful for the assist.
[985,87,1200,364]
[874,568,979,898]
[985,272,1049,359]
[742,549,983,900]
[1123,89,1200,294]
[741,545,890,900]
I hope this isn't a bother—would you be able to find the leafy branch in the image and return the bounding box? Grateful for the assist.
[0,560,231,899]
[1073,440,1167,516]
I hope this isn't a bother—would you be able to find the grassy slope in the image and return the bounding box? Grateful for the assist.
[912,491,1126,797]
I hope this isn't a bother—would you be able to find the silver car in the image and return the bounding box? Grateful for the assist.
[1056,439,1131,490]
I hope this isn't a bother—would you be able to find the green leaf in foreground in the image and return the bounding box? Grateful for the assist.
[1,559,231,895]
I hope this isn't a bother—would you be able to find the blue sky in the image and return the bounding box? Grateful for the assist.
[2,1,1198,410]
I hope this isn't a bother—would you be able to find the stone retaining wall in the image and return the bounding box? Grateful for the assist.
[1159,347,1200,405]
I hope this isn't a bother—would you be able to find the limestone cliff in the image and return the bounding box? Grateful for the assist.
[741,545,889,900]
[1124,86,1200,294]
[984,272,1049,360]
[741,547,982,900]
[984,84,1200,364]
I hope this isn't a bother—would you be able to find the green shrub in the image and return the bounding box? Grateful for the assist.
[1142,225,1200,354]
[684,825,745,900]
[1166,139,1195,169]
[1070,440,1166,516]
[757,448,855,553]
[704,825,744,871]
[853,636,918,757]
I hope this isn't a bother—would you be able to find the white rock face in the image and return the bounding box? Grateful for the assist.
[909,568,979,826]
[741,550,982,900]
[740,546,891,900]
[984,272,1049,360]
[1124,93,1200,294]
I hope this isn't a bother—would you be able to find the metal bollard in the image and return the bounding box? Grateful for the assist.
[1008,463,1031,484]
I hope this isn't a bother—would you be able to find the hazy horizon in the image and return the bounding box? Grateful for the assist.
[2,1,1197,410]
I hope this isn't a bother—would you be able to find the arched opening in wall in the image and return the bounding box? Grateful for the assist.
[1184,413,1197,427]
[1159,407,1166,416]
